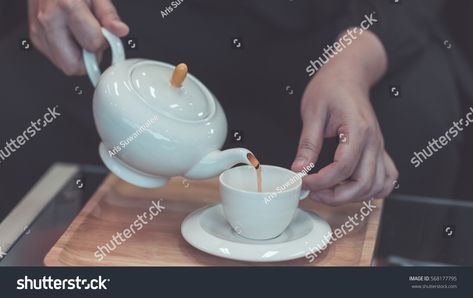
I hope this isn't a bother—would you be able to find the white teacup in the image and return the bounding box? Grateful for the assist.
[219,165,310,240]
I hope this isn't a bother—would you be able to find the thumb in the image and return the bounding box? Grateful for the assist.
[292,116,325,172]
[92,0,129,37]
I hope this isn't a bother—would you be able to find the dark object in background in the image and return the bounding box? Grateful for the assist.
[0,164,107,265]
[374,194,473,266]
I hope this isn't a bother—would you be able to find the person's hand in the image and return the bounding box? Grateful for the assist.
[291,30,398,206]
[28,0,129,75]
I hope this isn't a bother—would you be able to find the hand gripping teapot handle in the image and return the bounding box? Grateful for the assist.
[82,28,126,87]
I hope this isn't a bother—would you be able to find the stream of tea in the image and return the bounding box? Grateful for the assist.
[247,153,262,192]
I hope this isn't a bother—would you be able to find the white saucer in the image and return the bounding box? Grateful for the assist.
[181,204,332,262]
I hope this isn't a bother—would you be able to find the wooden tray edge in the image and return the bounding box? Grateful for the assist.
[43,175,119,266]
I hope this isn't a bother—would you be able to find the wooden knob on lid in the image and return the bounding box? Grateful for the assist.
[170,63,188,87]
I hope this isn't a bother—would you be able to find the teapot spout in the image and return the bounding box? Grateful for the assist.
[184,148,256,179]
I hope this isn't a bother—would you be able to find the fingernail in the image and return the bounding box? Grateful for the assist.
[292,157,307,170]
[113,21,129,34]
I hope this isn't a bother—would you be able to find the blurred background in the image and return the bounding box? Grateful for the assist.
[1,0,473,223]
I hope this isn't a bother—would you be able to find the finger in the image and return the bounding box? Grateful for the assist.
[44,23,86,75]
[303,123,366,191]
[375,176,394,201]
[92,0,129,36]
[373,152,398,199]
[27,0,39,24]
[367,151,387,199]
[309,139,378,205]
[291,111,326,172]
[309,189,333,203]
[62,0,107,53]
[29,21,52,59]
[95,50,104,65]
[384,151,399,182]
[28,1,52,59]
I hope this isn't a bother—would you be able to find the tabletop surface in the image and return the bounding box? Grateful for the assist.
[44,174,383,266]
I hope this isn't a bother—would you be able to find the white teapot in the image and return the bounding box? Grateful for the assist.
[83,28,256,188]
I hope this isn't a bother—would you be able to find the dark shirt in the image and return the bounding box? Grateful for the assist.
[0,0,472,214]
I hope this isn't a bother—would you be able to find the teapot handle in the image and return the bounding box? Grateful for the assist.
[82,28,126,87]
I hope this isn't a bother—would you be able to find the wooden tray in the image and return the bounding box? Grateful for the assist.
[44,175,383,266]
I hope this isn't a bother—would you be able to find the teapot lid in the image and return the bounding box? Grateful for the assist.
[130,61,214,122]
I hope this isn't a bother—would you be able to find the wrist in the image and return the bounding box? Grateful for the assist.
[315,29,387,94]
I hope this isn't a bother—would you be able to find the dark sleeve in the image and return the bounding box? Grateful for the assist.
[335,0,446,73]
